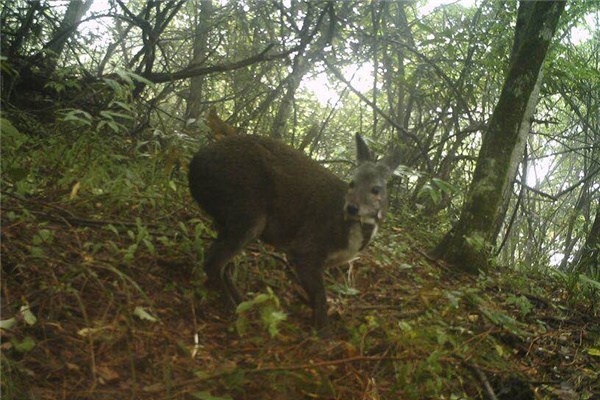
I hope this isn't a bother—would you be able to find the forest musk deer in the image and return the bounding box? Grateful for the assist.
[188,134,401,333]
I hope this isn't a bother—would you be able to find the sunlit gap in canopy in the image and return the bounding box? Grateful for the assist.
[300,0,480,106]
[81,0,596,111]
[300,2,597,109]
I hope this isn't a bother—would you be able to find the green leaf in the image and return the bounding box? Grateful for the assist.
[30,246,44,257]
[587,348,600,357]
[5,167,29,183]
[578,274,600,290]
[143,238,155,253]
[262,310,287,337]
[0,117,20,136]
[191,391,233,400]
[133,306,159,322]
[20,305,37,326]
[494,343,506,356]
[193,370,212,379]
[102,78,122,92]
[0,318,17,330]
[37,229,53,243]
[431,178,457,194]
[235,315,249,336]
[59,108,92,126]
[330,283,360,296]
[236,300,256,314]
[105,224,120,236]
[12,336,36,352]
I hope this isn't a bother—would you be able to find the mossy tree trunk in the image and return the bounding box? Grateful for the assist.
[431,1,566,273]
[490,1,544,245]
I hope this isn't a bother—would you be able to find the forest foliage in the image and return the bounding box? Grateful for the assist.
[1,1,599,399]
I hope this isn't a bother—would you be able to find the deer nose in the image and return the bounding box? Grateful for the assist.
[346,204,359,216]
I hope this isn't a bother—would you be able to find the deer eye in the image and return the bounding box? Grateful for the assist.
[349,181,355,189]
[371,186,382,195]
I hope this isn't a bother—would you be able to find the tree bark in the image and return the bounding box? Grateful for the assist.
[572,203,600,275]
[270,52,310,138]
[491,2,545,244]
[559,181,591,270]
[430,1,566,273]
[6,1,41,58]
[184,0,214,124]
[270,3,332,139]
[43,0,93,76]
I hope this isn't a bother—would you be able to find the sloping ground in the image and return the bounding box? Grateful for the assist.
[2,189,599,400]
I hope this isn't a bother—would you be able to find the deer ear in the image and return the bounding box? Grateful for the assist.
[355,134,372,164]
[380,150,402,174]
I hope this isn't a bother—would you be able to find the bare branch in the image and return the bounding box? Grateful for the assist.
[142,43,301,83]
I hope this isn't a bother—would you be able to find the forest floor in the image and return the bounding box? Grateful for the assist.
[2,191,599,400]
[1,127,599,400]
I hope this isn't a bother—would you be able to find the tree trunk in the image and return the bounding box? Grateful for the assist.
[6,1,41,58]
[572,203,600,275]
[44,0,93,76]
[430,1,565,273]
[184,0,214,124]
[559,181,591,270]
[271,3,333,139]
[491,2,545,244]
[271,52,310,139]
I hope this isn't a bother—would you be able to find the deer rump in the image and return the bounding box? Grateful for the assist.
[188,134,400,333]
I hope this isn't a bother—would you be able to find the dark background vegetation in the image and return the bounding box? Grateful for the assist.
[1,1,598,399]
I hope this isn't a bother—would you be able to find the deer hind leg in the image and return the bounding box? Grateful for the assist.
[204,215,266,308]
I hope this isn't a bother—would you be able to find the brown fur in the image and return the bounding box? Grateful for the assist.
[188,134,400,333]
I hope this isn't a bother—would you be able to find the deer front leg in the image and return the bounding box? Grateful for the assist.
[294,261,329,335]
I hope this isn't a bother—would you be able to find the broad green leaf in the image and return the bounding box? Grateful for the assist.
[0,318,17,330]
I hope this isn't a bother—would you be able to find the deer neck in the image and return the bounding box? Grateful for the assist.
[344,212,380,251]
[325,211,380,267]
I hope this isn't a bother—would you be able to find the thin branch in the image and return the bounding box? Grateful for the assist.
[514,179,558,201]
[143,43,301,83]
[555,165,600,198]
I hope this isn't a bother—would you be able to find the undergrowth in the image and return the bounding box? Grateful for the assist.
[1,112,599,400]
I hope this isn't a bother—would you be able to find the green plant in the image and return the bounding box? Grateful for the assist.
[235,288,287,338]
[417,178,458,205]
[505,294,534,317]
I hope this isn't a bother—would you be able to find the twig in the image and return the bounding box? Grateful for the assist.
[465,361,499,400]
[350,306,424,319]
[3,191,78,218]
[413,246,453,273]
